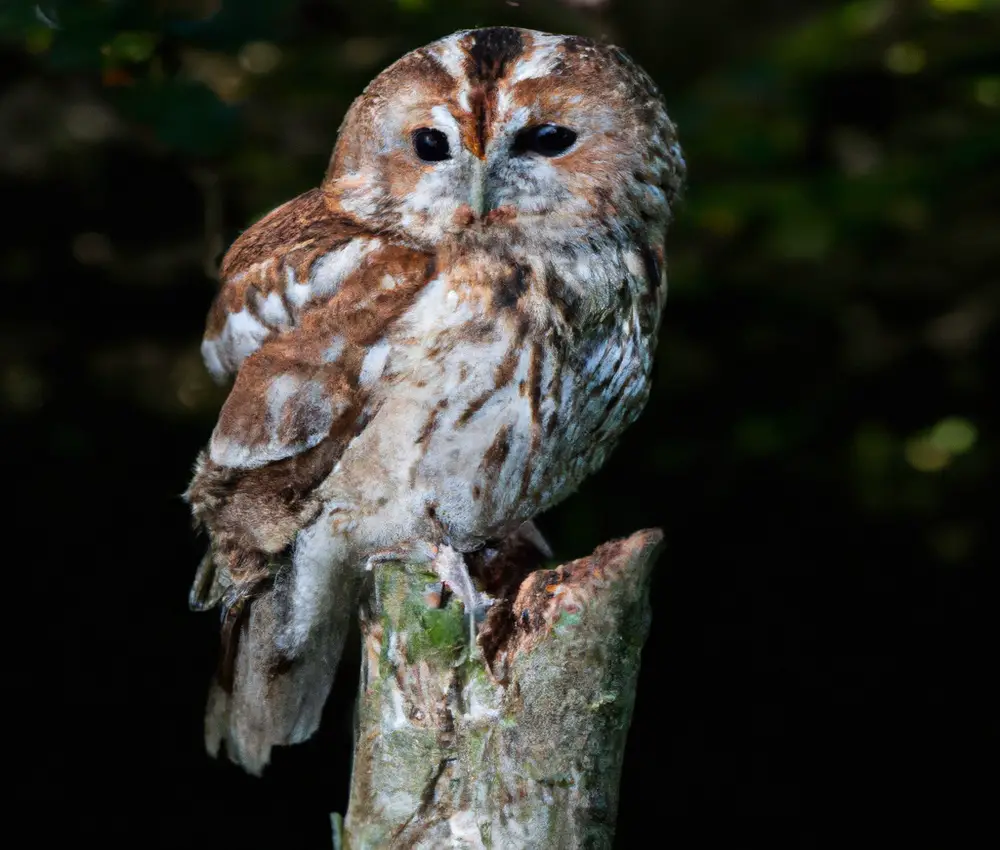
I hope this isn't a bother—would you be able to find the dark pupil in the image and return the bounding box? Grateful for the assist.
[519,124,577,157]
[413,128,450,162]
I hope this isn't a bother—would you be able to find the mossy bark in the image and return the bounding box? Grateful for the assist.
[336,529,663,849]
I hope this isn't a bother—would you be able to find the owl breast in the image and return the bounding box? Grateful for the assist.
[319,235,663,554]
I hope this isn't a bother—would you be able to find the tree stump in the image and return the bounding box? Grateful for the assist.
[335,528,663,849]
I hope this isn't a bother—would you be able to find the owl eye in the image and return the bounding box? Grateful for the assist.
[412,128,451,162]
[514,124,578,157]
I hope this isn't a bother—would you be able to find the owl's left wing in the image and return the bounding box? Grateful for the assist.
[187,199,437,772]
[200,187,380,383]
[198,184,438,469]
[188,197,435,584]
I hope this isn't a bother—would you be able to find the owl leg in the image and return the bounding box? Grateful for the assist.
[278,516,355,655]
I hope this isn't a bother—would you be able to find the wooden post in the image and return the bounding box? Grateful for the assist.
[336,529,663,849]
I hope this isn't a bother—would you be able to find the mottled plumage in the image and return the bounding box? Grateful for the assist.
[186,27,685,774]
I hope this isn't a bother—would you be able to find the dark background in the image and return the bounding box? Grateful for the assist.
[4,0,997,843]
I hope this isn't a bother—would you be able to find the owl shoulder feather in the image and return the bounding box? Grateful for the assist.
[203,190,436,472]
[201,188,380,382]
[188,197,435,588]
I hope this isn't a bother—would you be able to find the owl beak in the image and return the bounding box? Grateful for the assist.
[470,157,488,219]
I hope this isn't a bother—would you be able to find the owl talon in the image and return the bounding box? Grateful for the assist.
[431,545,488,614]
[219,584,248,625]
[364,543,487,651]
[430,544,491,654]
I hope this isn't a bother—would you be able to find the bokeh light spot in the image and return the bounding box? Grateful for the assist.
[884,42,926,74]
[928,417,977,455]
[239,42,282,75]
[928,524,975,564]
[842,0,894,34]
[182,49,245,103]
[887,197,928,229]
[974,77,1000,107]
[831,126,882,176]
[904,437,950,472]
[65,102,117,143]
[108,31,158,64]
[24,27,53,54]
[930,0,981,12]
[2,363,46,412]
[699,206,741,236]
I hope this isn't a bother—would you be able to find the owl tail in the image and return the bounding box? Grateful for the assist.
[201,562,358,776]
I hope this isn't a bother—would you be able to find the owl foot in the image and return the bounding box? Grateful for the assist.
[365,542,491,653]
[431,544,491,655]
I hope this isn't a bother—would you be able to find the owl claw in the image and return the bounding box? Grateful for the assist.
[431,545,488,616]
[365,543,489,652]
[430,544,492,654]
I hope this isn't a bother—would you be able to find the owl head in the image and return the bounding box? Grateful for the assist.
[323,28,685,248]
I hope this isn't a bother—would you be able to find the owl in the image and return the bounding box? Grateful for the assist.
[186,27,685,774]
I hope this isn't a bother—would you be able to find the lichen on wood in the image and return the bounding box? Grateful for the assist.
[338,529,663,849]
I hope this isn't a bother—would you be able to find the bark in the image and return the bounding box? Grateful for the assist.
[335,529,663,849]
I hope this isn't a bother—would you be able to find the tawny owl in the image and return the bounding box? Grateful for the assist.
[186,27,685,774]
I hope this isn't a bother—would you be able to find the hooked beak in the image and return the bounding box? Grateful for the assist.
[469,157,487,219]
[461,108,489,218]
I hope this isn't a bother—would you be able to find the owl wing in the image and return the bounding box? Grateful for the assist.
[188,189,435,588]
[199,187,437,467]
[187,191,437,773]
[201,187,377,383]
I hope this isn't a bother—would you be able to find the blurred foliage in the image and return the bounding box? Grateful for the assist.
[3,0,998,832]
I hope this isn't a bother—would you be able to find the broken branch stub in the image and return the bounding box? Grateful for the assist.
[339,529,663,849]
